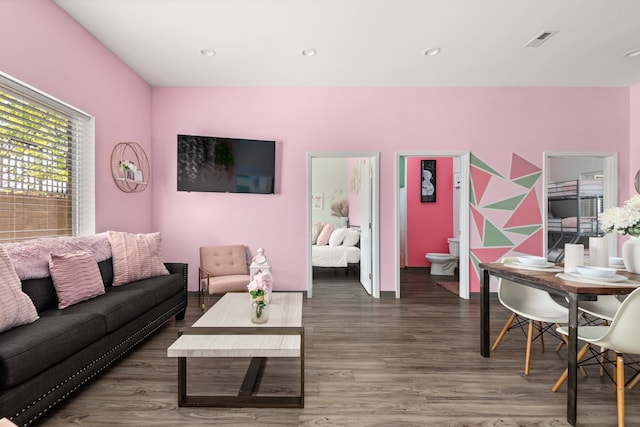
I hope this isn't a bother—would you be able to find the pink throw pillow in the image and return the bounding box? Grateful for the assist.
[49,251,105,309]
[107,231,169,286]
[0,248,39,332]
[316,223,335,246]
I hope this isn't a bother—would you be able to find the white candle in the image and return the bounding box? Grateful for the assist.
[564,243,584,273]
[589,237,609,267]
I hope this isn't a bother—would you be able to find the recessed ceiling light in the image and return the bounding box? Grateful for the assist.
[423,47,441,56]
[301,48,317,57]
[624,49,640,58]
[200,48,216,57]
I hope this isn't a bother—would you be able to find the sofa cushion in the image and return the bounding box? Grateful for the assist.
[107,231,169,286]
[108,273,185,306]
[98,258,114,286]
[0,312,105,389]
[62,288,156,333]
[20,276,58,313]
[202,275,251,294]
[49,251,105,309]
[0,248,39,333]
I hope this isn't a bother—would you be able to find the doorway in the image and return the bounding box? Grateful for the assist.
[307,152,380,298]
[544,152,618,258]
[395,152,470,299]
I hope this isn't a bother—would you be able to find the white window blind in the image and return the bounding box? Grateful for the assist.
[0,72,95,243]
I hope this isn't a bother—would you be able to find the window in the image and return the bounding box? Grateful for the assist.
[0,72,94,243]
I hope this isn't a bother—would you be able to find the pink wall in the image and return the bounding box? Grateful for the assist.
[406,158,453,266]
[5,2,636,294]
[1,0,153,234]
[151,88,630,292]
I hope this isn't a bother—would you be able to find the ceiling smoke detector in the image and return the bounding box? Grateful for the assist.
[524,31,558,48]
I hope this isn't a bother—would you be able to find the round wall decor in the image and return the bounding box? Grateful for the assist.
[110,141,149,193]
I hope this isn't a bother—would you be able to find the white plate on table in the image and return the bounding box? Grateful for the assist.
[510,260,556,269]
[567,272,629,283]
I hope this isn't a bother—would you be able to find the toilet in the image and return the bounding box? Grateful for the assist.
[425,238,459,276]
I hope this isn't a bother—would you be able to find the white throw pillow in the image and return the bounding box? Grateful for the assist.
[342,229,361,247]
[328,228,348,246]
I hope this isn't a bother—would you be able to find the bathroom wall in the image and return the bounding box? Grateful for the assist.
[406,157,454,266]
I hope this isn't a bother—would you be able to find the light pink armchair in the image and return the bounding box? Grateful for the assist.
[199,245,251,310]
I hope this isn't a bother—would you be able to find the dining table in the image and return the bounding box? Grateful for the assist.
[479,260,640,426]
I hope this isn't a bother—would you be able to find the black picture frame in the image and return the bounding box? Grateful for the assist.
[421,160,436,203]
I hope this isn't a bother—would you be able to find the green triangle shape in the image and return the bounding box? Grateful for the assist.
[513,172,542,189]
[470,252,481,276]
[484,220,514,247]
[470,153,504,178]
[469,178,476,206]
[484,194,525,211]
[505,225,541,235]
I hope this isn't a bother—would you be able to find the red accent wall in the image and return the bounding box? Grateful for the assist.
[407,158,454,266]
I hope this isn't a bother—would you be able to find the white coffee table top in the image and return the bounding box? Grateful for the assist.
[167,292,303,358]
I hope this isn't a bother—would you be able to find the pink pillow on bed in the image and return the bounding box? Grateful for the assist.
[316,224,335,246]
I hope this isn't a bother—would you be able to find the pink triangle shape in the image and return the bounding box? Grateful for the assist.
[504,189,542,228]
[471,166,493,205]
[513,228,544,256]
[470,205,485,238]
[510,153,541,180]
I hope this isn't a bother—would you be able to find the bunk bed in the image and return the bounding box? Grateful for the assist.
[547,177,604,262]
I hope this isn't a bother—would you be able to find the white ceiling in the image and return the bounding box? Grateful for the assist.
[54,0,640,87]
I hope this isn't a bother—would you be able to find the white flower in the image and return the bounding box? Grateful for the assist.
[600,196,640,237]
[119,160,137,171]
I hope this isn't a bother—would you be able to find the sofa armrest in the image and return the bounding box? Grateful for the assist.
[165,262,188,282]
[165,262,188,320]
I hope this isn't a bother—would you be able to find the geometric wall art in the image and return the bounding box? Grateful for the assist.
[468,153,543,292]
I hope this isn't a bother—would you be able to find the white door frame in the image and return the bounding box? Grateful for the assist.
[394,152,470,299]
[307,152,380,298]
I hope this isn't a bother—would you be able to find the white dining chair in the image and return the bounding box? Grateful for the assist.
[552,287,640,427]
[579,295,622,323]
[492,259,569,375]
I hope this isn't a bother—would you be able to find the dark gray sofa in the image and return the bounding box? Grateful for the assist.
[0,257,187,426]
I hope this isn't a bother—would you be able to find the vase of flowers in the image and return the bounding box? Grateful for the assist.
[247,271,272,323]
[599,194,640,273]
[331,199,349,228]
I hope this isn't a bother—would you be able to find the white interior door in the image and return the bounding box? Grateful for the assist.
[359,158,372,295]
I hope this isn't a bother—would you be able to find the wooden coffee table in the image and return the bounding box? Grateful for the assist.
[167,292,304,408]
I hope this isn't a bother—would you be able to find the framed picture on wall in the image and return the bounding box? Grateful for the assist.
[312,193,323,210]
[421,160,436,203]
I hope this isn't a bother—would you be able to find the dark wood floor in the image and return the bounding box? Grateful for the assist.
[39,269,639,426]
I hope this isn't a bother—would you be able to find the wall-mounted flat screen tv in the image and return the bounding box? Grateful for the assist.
[177,134,276,194]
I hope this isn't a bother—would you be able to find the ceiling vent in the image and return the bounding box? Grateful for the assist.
[524,31,558,48]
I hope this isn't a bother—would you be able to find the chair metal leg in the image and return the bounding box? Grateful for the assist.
[525,320,534,375]
[492,312,516,352]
